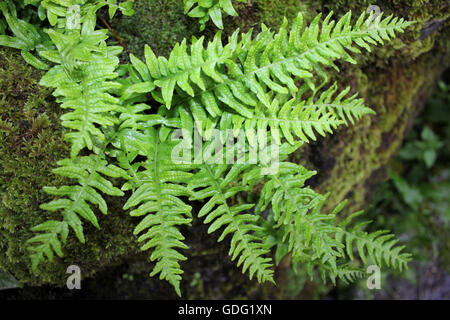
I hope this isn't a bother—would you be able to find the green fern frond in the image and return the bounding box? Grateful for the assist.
[0,0,51,69]
[132,11,410,144]
[336,211,412,271]
[27,150,127,271]
[245,162,317,224]
[40,37,123,157]
[27,220,69,272]
[255,163,411,278]
[189,162,275,284]
[116,127,193,297]
[267,197,412,280]
[317,263,366,285]
[39,0,134,26]
[184,0,246,30]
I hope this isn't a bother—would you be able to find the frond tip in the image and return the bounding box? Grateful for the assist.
[119,128,193,297]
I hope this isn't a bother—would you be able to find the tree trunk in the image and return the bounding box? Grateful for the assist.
[0,0,449,299]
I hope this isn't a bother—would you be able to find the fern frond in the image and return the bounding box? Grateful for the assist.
[20,5,414,296]
[133,11,411,135]
[40,37,123,157]
[116,127,193,297]
[188,162,275,284]
[336,211,412,271]
[317,263,366,285]
[245,162,317,224]
[254,163,411,277]
[27,149,127,271]
[232,83,375,145]
[265,186,411,282]
[184,0,246,30]
[0,0,51,69]
[27,220,69,271]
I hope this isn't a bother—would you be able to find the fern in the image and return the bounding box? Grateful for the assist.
[114,125,193,297]
[9,3,415,296]
[40,39,123,157]
[27,146,127,271]
[184,0,246,31]
[39,0,134,27]
[132,11,411,146]
[336,211,412,271]
[25,2,130,270]
[0,0,51,69]
[259,190,412,282]
[188,161,275,284]
[231,83,376,145]
[245,144,411,281]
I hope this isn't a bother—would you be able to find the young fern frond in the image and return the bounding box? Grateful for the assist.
[188,161,275,284]
[184,0,246,30]
[27,148,127,271]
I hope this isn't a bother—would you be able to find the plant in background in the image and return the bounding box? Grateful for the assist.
[398,126,444,169]
[0,1,414,296]
[367,79,449,259]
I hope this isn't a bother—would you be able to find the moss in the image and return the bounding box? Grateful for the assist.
[0,47,143,286]
[0,0,449,299]
[0,47,68,282]
[108,0,197,60]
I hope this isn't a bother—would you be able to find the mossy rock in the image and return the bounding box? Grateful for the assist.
[0,0,449,298]
[0,47,142,287]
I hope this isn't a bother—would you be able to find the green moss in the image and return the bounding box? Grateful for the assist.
[0,47,142,286]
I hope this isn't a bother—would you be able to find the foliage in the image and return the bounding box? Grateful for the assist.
[334,76,450,299]
[0,0,51,69]
[367,79,450,262]
[0,1,415,296]
[184,0,246,31]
